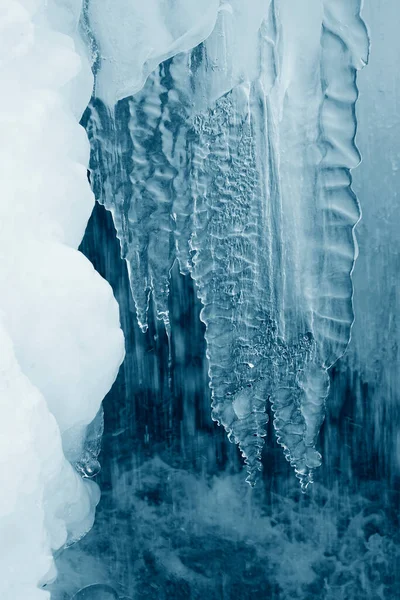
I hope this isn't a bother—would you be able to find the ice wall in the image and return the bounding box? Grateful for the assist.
[0,1,124,597]
[85,0,369,488]
[349,0,400,472]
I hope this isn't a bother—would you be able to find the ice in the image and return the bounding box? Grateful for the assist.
[71,584,119,599]
[190,0,266,106]
[84,64,193,332]
[84,0,368,487]
[85,0,220,106]
[75,408,104,479]
[2,0,399,596]
[35,1,400,596]
[0,1,123,596]
[347,0,400,468]
[265,0,369,487]
[0,322,101,599]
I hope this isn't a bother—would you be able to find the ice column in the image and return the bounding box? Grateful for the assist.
[264,0,369,487]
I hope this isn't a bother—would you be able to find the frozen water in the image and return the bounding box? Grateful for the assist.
[59,0,399,596]
[0,322,101,599]
[84,0,369,487]
[347,0,400,471]
[2,0,400,598]
[85,0,220,105]
[0,1,123,597]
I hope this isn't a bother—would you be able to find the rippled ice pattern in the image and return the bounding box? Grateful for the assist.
[48,2,399,599]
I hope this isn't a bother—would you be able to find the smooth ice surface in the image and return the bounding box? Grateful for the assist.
[0,1,123,597]
[84,0,369,487]
[0,322,100,600]
[86,0,220,105]
[350,0,400,456]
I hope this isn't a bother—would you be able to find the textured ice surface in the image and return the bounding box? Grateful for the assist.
[348,0,400,471]
[0,1,123,597]
[47,1,400,598]
[85,0,369,487]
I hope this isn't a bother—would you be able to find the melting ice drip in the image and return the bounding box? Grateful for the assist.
[84,0,369,489]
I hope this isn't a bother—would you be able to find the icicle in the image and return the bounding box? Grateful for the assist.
[266,0,369,489]
[85,62,190,332]
[83,0,368,489]
[188,84,271,483]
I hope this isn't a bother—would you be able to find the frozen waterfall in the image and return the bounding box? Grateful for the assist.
[83,0,368,488]
[3,1,400,599]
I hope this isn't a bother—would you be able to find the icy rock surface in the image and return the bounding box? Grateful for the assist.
[85,0,368,487]
[0,1,124,597]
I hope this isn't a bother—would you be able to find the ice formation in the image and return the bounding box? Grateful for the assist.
[2,0,372,594]
[1,1,123,597]
[84,0,369,488]
[85,0,220,106]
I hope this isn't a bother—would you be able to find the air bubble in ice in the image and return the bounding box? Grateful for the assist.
[75,456,101,478]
